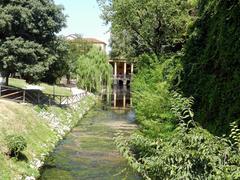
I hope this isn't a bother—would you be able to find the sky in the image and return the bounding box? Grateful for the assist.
[54,0,110,49]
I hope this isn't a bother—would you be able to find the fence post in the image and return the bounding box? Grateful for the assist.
[23,90,26,103]
[37,92,40,104]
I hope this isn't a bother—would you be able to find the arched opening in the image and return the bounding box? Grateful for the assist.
[126,80,131,88]
[118,80,124,87]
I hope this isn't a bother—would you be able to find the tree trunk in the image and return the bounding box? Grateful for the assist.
[66,74,71,84]
[5,73,10,86]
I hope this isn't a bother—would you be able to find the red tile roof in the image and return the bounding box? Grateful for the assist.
[83,38,106,45]
[65,34,106,45]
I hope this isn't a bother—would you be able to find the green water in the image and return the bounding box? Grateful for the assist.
[40,105,140,180]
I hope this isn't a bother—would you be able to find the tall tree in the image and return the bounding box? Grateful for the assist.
[41,36,69,84]
[0,0,66,84]
[98,0,196,58]
[76,47,112,93]
[41,36,94,84]
[66,37,93,82]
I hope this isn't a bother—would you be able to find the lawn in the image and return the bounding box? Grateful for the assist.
[8,78,72,96]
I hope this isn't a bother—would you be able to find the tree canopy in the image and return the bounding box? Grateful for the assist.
[0,0,66,84]
[98,0,196,58]
[66,37,93,80]
[41,36,93,84]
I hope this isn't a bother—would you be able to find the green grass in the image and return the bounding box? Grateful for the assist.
[9,78,72,96]
[0,99,59,179]
[0,96,96,179]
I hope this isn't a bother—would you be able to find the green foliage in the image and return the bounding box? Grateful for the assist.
[116,122,240,179]
[170,92,195,122]
[5,135,27,159]
[118,65,240,178]
[117,53,240,178]
[99,0,240,178]
[76,47,112,93]
[229,122,240,151]
[41,36,69,84]
[43,36,94,84]
[98,0,195,58]
[0,0,66,83]
[132,54,183,126]
[181,0,240,135]
[66,37,93,79]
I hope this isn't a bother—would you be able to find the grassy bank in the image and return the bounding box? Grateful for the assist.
[9,78,72,96]
[0,95,96,179]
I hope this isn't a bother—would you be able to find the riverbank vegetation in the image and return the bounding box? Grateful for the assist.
[181,0,240,135]
[99,0,240,178]
[0,96,95,179]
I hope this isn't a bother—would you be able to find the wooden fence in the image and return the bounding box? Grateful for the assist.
[0,85,87,106]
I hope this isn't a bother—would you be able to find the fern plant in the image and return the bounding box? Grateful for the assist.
[229,122,240,151]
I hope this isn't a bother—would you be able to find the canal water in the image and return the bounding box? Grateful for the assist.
[40,88,140,180]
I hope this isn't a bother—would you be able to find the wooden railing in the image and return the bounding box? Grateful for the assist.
[0,85,87,106]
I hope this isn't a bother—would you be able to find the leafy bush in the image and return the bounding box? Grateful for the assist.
[116,89,240,179]
[116,122,240,179]
[5,135,27,159]
[170,91,195,122]
[116,53,240,179]
[132,54,183,125]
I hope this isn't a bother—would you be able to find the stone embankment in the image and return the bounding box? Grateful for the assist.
[22,95,96,180]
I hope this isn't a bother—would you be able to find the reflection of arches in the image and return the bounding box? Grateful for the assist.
[118,80,123,86]
[126,80,131,87]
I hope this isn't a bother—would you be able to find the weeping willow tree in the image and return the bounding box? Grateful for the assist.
[76,47,112,93]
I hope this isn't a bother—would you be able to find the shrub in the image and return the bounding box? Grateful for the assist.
[117,58,240,178]
[5,135,27,159]
[115,121,240,179]
[132,55,183,126]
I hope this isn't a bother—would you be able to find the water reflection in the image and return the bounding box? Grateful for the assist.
[102,86,132,111]
[40,100,140,180]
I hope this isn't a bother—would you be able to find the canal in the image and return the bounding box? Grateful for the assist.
[40,88,140,179]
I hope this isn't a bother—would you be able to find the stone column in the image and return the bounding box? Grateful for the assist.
[131,63,134,74]
[114,91,117,108]
[114,62,117,77]
[124,62,127,78]
[114,62,118,85]
[123,94,126,108]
